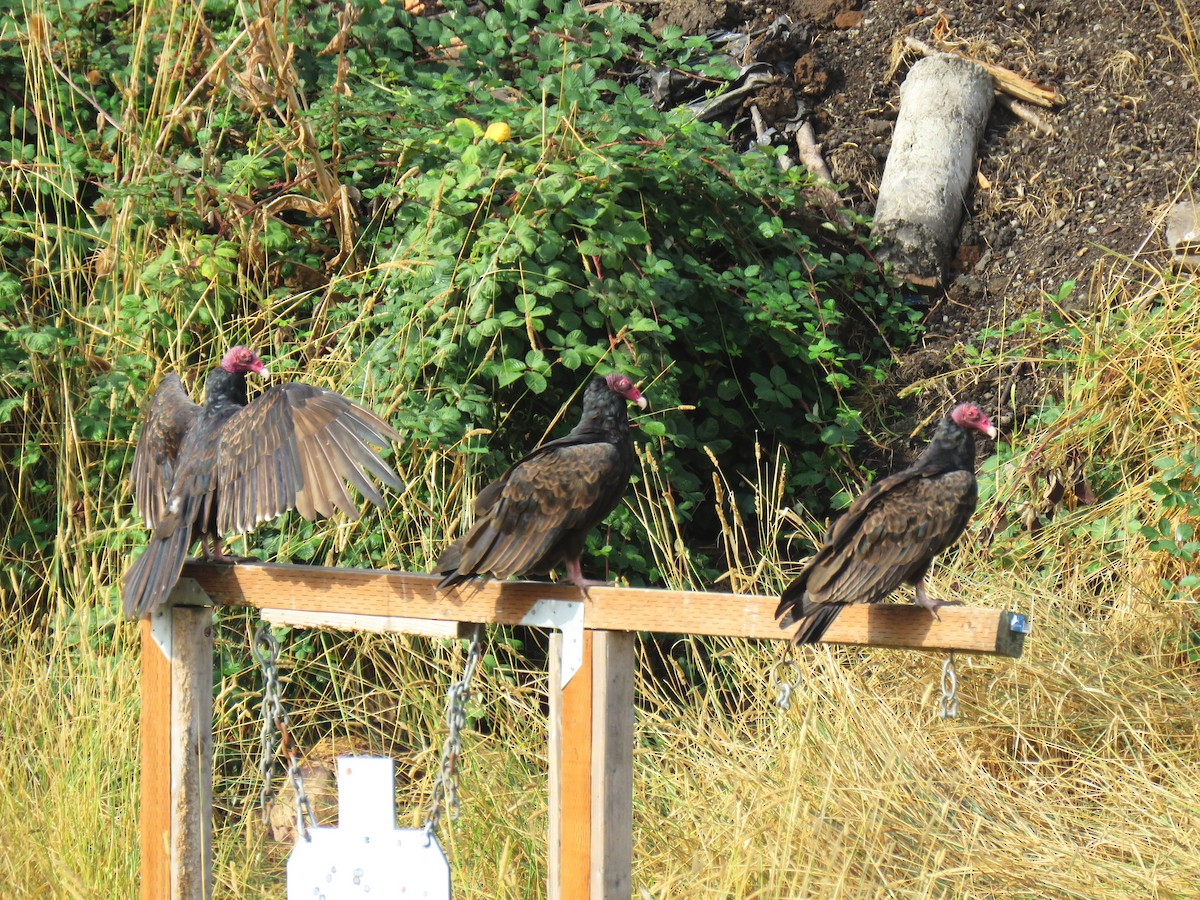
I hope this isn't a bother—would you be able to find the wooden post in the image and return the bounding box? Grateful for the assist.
[140,617,171,900]
[549,630,593,899]
[590,631,634,899]
[549,630,635,900]
[140,583,214,900]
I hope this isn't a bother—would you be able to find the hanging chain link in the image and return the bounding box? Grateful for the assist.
[424,624,486,845]
[769,646,803,711]
[253,623,317,842]
[938,652,960,720]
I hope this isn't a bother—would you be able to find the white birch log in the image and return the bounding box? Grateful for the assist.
[872,54,994,287]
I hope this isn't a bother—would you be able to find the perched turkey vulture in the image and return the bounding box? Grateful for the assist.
[435,372,647,592]
[123,346,402,619]
[776,402,997,644]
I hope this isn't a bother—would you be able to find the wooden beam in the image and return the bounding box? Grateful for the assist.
[590,631,634,900]
[182,562,1028,657]
[260,607,465,638]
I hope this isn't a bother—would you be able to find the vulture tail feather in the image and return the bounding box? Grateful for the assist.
[791,603,848,645]
[122,527,193,619]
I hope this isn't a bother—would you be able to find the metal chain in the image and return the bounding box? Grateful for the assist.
[939,652,960,720]
[424,624,486,845]
[769,646,803,710]
[253,623,317,842]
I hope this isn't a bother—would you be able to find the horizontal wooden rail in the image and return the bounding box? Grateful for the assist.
[180,561,1028,658]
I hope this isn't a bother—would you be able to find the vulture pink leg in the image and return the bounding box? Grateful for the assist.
[565,557,608,595]
[914,578,964,621]
[200,534,237,563]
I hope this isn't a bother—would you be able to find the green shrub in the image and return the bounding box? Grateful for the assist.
[2,0,919,611]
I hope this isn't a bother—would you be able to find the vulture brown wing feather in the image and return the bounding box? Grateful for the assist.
[821,468,912,550]
[330,413,399,498]
[442,443,620,582]
[811,474,977,607]
[132,374,202,528]
[311,431,360,519]
[335,418,405,491]
[325,424,386,507]
[216,383,399,531]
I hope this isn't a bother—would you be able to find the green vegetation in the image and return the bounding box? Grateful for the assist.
[1,0,916,617]
[3,0,1200,895]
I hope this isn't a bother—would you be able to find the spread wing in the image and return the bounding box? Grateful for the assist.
[131,374,202,528]
[215,382,402,535]
[437,441,623,585]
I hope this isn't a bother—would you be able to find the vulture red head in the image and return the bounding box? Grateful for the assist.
[220,345,270,377]
[605,372,647,409]
[776,400,997,644]
[950,402,997,439]
[123,348,401,618]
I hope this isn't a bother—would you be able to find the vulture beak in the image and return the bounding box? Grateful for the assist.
[252,361,270,378]
[984,422,998,440]
[634,395,648,410]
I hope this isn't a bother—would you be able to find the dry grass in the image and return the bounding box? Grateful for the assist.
[9,259,1200,898]
[4,0,1200,895]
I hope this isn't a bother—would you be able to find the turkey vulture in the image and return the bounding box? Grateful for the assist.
[435,372,647,592]
[123,346,402,619]
[776,402,996,644]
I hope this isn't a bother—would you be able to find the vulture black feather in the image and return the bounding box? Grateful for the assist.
[123,346,402,619]
[435,372,647,592]
[776,402,997,644]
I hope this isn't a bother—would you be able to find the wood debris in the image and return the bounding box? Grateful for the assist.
[900,36,1065,108]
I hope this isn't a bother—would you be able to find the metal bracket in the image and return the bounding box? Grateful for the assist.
[149,601,173,659]
[1008,613,1032,635]
[520,599,585,686]
[150,578,213,659]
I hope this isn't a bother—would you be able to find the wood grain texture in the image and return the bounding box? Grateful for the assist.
[169,606,213,900]
[140,618,171,900]
[590,632,633,900]
[181,561,1027,657]
[549,632,594,900]
[260,608,464,638]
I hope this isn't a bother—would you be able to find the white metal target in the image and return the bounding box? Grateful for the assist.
[287,757,451,900]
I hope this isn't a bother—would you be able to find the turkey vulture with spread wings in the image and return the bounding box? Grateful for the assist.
[776,402,996,644]
[435,372,647,592]
[123,346,402,619]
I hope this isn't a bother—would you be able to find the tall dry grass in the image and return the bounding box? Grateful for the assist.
[4,0,1200,896]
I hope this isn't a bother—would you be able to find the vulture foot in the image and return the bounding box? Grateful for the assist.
[914,579,963,621]
[200,535,241,563]
[565,558,609,596]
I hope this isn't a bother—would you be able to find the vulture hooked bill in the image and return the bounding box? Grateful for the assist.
[776,402,997,645]
[435,372,647,592]
[123,346,402,619]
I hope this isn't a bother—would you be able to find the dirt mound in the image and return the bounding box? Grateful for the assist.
[649,0,1198,446]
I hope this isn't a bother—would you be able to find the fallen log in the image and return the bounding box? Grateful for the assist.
[872,53,994,288]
